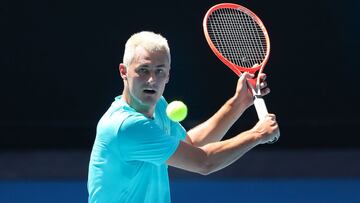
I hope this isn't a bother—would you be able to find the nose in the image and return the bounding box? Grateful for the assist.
[147,72,156,84]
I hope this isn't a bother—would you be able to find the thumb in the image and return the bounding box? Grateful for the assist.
[238,72,255,89]
[239,72,254,82]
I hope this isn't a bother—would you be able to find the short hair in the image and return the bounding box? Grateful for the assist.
[122,31,171,67]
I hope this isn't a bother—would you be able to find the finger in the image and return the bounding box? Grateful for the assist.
[239,73,255,90]
[260,87,270,96]
[239,72,255,80]
[266,114,276,120]
[259,73,267,81]
[260,81,267,89]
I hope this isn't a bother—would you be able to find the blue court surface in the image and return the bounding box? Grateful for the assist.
[0,178,359,203]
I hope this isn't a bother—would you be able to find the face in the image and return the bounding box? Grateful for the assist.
[120,46,170,114]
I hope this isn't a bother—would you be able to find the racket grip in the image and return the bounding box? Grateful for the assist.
[254,96,279,144]
[253,95,268,119]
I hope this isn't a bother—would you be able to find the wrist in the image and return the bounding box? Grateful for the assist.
[230,94,249,113]
[247,128,266,145]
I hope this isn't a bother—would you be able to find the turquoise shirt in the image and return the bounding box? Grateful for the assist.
[88,96,186,203]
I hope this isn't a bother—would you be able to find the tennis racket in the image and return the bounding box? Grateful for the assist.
[203,3,278,143]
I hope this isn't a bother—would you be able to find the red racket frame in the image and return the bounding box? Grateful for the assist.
[203,3,271,85]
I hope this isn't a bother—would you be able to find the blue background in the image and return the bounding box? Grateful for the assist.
[1,179,359,203]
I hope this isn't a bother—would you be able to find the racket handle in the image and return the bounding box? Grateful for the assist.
[253,95,268,119]
[254,96,278,144]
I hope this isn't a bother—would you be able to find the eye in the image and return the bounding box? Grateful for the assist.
[156,69,166,76]
[138,67,149,75]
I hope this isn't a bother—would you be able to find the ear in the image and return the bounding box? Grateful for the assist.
[119,63,127,80]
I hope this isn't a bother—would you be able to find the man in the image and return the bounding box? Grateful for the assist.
[88,31,279,203]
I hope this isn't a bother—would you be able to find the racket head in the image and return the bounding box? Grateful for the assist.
[203,3,271,77]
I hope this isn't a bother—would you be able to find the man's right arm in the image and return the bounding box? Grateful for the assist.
[186,73,270,147]
[167,114,279,175]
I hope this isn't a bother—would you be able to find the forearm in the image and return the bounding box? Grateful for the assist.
[168,115,278,176]
[199,129,261,175]
[188,95,247,146]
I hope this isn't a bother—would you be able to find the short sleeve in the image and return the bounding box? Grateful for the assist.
[170,121,187,141]
[117,114,180,165]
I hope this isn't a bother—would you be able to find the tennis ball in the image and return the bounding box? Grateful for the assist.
[166,101,188,122]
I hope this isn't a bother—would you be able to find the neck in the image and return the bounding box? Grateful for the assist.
[122,89,155,118]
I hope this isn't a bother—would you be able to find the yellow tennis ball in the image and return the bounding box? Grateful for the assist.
[166,101,188,122]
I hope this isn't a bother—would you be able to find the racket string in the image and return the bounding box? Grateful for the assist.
[235,10,256,67]
[227,9,249,67]
[207,8,267,68]
[241,12,261,65]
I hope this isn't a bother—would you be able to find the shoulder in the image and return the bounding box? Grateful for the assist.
[96,99,144,137]
[120,113,152,132]
[156,96,168,110]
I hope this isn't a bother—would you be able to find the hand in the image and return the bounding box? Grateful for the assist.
[234,72,255,109]
[251,114,280,144]
[234,73,270,109]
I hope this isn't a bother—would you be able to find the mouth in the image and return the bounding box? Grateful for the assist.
[143,88,157,95]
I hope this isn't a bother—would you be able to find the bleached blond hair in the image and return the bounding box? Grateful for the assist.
[122,31,171,67]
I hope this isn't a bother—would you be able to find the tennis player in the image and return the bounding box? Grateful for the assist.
[87,31,280,203]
